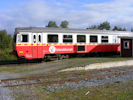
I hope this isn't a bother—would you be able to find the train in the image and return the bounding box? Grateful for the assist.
[12,27,133,61]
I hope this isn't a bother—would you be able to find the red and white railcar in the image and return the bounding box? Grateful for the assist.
[12,27,133,60]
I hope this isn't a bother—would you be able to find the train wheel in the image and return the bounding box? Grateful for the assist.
[58,55,63,60]
[65,54,69,59]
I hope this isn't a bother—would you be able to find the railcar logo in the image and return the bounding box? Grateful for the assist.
[49,46,55,53]
[49,46,73,53]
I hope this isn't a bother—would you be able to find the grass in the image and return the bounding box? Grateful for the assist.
[13,80,133,100]
[0,56,132,77]
[0,49,17,60]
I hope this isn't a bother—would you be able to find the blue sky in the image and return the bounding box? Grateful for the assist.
[0,0,133,35]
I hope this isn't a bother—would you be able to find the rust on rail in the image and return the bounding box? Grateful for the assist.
[1,66,133,83]
[2,69,133,88]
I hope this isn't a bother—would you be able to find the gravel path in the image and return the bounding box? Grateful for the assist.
[0,74,14,100]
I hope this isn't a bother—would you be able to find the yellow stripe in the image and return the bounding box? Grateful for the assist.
[21,44,24,45]
[82,43,85,45]
[33,44,37,45]
[77,43,80,45]
[62,43,65,45]
[38,44,42,45]
[57,43,60,45]
[72,43,75,45]
[51,43,54,45]
[77,51,86,52]
[27,44,31,45]
[67,43,70,45]
[19,51,23,53]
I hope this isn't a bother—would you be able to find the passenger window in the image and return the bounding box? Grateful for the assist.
[90,35,97,43]
[48,34,58,43]
[34,35,36,39]
[33,35,36,43]
[39,35,41,42]
[77,35,86,42]
[22,34,28,42]
[101,36,108,43]
[63,35,72,43]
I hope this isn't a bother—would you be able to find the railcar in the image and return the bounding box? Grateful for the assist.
[12,27,133,61]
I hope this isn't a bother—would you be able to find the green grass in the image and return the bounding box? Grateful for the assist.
[0,49,17,60]
[0,56,132,77]
[14,81,133,100]
[0,66,37,74]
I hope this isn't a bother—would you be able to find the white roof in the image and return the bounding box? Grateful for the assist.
[15,27,133,36]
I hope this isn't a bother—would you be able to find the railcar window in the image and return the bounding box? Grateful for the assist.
[113,36,116,43]
[22,35,28,42]
[101,36,108,43]
[77,35,86,42]
[63,35,72,43]
[90,35,97,43]
[48,34,58,43]
[124,41,130,49]
[39,35,41,42]
[33,35,36,43]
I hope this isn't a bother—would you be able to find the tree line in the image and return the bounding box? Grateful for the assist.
[46,20,133,32]
[46,20,69,28]
[87,21,129,31]
[0,30,13,50]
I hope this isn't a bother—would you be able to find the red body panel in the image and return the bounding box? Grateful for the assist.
[15,43,120,59]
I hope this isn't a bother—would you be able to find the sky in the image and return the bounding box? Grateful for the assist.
[0,0,133,35]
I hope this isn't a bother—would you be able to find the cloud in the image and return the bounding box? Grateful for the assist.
[0,0,133,35]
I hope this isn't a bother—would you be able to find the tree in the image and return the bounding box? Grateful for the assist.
[46,21,58,28]
[99,21,111,30]
[87,25,97,29]
[113,26,119,31]
[60,20,69,28]
[123,28,127,31]
[119,27,122,31]
[0,30,13,50]
[131,28,133,32]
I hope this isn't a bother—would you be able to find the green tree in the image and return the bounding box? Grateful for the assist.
[119,27,122,31]
[131,28,133,32]
[0,30,13,50]
[123,28,127,31]
[99,21,111,30]
[113,26,119,31]
[46,21,58,28]
[60,20,69,28]
[87,25,97,29]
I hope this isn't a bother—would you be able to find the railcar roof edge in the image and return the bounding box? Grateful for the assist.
[15,27,133,35]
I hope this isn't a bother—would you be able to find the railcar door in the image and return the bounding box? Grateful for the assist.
[37,33,43,58]
[32,33,37,59]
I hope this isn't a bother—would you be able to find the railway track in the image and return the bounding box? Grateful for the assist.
[1,66,133,88]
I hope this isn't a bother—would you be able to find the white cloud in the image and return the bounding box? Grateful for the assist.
[0,0,133,35]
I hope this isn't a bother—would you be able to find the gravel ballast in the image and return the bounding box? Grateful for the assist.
[42,71,133,93]
[0,75,14,100]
